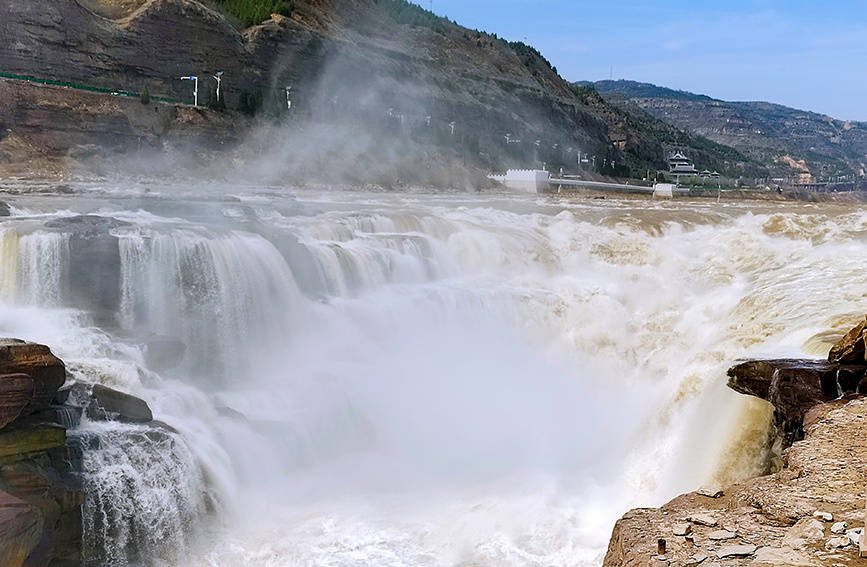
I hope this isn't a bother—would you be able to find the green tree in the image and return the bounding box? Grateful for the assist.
[140,85,150,105]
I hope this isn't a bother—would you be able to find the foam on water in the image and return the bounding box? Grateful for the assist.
[0,189,865,566]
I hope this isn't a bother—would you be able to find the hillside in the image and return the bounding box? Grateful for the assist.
[0,0,765,185]
[572,84,766,178]
[592,79,867,181]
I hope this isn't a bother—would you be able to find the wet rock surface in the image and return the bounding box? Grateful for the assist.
[45,215,130,319]
[727,358,865,446]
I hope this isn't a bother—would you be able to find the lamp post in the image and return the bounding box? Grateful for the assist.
[180,76,198,106]
[213,71,224,104]
[285,86,292,110]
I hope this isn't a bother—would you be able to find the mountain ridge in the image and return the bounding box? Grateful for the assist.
[590,79,867,180]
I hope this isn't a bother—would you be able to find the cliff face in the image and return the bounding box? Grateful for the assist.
[1,0,766,184]
[591,80,867,180]
[0,0,618,176]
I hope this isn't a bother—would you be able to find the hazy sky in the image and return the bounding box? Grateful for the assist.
[429,0,867,121]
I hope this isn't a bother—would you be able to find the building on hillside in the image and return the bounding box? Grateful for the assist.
[668,151,697,175]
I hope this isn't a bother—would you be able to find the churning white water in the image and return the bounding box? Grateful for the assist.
[1,186,866,566]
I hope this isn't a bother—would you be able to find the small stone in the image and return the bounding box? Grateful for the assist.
[674,523,692,536]
[717,544,757,558]
[825,536,851,550]
[698,486,724,498]
[708,530,736,540]
[783,518,825,547]
[688,514,718,527]
[846,528,862,546]
[813,511,833,522]
[831,521,848,534]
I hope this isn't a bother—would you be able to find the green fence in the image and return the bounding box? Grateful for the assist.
[0,72,187,104]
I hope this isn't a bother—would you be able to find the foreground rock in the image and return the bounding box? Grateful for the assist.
[0,339,66,415]
[603,395,867,566]
[0,491,42,567]
[727,358,864,446]
[58,382,154,423]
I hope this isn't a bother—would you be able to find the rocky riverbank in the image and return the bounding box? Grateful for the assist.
[0,338,166,567]
[603,318,867,566]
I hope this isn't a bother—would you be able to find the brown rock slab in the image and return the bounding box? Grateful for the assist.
[0,490,42,567]
[673,523,692,536]
[0,374,34,430]
[687,514,718,527]
[0,339,65,416]
[829,318,867,363]
[716,544,757,558]
[707,529,736,540]
[0,421,66,459]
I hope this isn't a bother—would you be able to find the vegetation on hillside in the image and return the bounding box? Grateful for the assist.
[375,0,448,32]
[211,0,293,28]
[573,84,767,178]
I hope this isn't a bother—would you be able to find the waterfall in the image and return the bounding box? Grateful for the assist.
[77,420,212,567]
[1,192,866,566]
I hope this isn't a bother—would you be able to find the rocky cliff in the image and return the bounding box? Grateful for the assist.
[603,318,867,567]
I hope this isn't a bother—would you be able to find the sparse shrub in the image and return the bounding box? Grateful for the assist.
[140,85,150,105]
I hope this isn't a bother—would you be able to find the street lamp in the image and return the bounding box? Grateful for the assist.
[180,76,198,106]
[213,71,224,103]
[285,86,292,110]
[448,121,456,135]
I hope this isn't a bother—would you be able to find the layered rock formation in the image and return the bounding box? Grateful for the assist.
[0,338,163,567]
[0,340,81,567]
[603,319,867,566]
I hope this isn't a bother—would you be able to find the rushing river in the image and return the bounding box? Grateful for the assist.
[0,183,864,566]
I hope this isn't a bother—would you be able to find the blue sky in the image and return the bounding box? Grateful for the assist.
[428,1,867,121]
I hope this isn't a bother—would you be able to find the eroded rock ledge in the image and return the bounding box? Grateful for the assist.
[0,338,162,567]
[604,318,867,566]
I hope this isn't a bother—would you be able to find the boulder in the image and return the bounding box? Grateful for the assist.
[0,490,42,567]
[782,518,825,548]
[60,383,153,423]
[829,318,867,363]
[0,340,65,416]
[0,374,34,430]
[0,201,10,217]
